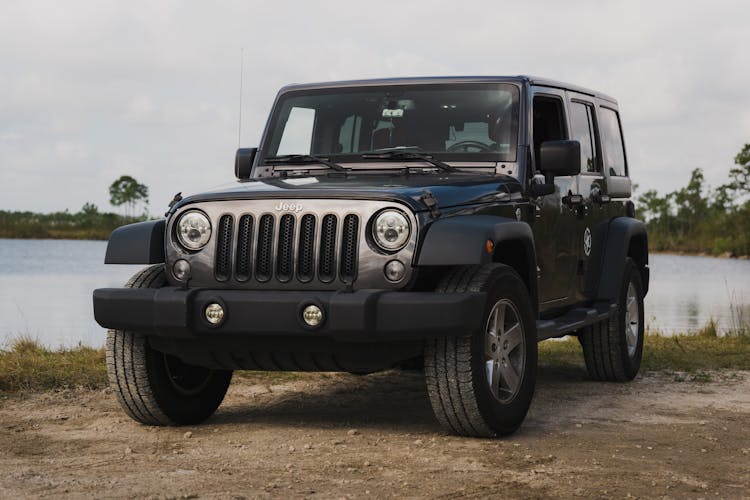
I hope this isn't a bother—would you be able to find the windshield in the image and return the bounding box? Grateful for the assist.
[263,83,519,165]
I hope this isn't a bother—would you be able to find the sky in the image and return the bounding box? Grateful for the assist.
[1,0,749,215]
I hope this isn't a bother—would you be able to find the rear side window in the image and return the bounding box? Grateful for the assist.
[599,107,627,176]
[569,101,597,173]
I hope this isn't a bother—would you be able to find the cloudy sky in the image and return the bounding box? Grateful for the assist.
[1,0,749,214]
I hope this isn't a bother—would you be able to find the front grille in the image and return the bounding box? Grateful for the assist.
[318,215,338,283]
[276,214,295,282]
[215,215,234,282]
[255,215,274,282]
[297,214,316,282]
[340,214,359,283]
[235,215,253,281]
[214,212,359,286]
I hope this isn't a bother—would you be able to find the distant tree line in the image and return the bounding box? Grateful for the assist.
[638,144,750,257]
[1,175,150,240]
[0,204,147,240]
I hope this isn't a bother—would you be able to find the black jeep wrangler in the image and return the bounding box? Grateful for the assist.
[94,76,648,437]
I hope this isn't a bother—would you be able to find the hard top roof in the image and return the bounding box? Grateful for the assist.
[278,75,618,104]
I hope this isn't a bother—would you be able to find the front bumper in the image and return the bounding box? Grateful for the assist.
[93,287,486,342]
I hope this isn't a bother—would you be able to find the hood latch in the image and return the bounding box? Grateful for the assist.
[420,189,441,218]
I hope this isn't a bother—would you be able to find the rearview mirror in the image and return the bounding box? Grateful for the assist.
[540,140,581,182]
[235,147,257,180]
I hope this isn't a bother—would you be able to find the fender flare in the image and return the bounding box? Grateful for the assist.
[416,215,538,308]
[593,217,649,301]
[104,220,166,264]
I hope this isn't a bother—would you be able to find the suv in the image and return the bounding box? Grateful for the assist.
[94,76,648,437]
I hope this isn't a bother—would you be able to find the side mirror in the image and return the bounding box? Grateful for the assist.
[235,147,257,180]
[540,140,581,182]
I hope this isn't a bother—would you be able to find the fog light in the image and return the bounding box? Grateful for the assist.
[204,303,225,325]
[172,259,191,281]
[384,260,406,282]
[302,304,324,327]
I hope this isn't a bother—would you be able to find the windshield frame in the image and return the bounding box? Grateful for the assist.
[257,82,521,172]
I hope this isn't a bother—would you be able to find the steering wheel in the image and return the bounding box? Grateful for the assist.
[447,140,493,152]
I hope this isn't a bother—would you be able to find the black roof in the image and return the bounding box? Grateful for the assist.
[279,75,617,104]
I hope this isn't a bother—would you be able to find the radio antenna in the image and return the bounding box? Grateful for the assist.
[237,47,244,148]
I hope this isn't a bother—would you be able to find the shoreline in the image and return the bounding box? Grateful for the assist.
[3,236,750,259]
[2,334,748,393]
[650,250,749,260]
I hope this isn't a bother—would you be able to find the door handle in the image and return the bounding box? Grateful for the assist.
[562,194,584,209]
[591,188,611,205]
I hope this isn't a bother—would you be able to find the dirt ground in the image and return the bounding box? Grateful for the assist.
[1,366,749,499]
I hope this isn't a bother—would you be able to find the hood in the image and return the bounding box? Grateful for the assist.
[173,173,523,213]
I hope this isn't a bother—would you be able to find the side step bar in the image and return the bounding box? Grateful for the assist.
[536,302,617,341]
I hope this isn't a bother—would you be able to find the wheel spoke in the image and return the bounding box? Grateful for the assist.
[627,296,637,318]
[627,323,637,345]
[501,323,523,353]
[486,360,501,398]
[485,330,499,359]
[499,359,520,393]
[492,303,505,335]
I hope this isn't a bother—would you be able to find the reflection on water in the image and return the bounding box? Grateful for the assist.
[645,254,750,335]
[1,240,749,348]
[0,239,140,348]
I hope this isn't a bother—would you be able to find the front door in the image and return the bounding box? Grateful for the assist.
[529,88,579,308]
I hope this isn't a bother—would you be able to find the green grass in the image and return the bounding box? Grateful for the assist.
[0,338,107,393]
[1,332,749,394]
[539,332,750,372]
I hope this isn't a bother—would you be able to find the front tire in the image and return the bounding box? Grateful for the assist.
[424,264,537,437]
[579,257,645,382]
[106,264,232,425]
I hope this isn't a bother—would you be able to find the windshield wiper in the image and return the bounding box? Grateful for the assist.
[265,154,347,172]
[361,151,455,172]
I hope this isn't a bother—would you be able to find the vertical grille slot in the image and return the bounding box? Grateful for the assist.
[340,214,359,283]
[255,214,275,282]
[215,215,234,282]
[297,214,316,283]
[276,214,295,282]
[235,215,253,281]
[318,214,338,282]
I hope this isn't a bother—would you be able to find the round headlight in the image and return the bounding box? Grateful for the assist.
[371,209,410,251]
[176,210,212,250]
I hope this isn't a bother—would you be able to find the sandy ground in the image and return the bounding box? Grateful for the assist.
[1,366,749,499]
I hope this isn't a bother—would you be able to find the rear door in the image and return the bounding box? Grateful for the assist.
[565,92,610,302]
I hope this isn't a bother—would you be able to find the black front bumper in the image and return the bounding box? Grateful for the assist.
[93,287,486,342]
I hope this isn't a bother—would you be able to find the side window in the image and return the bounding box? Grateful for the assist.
[569,101,597,173]
[599,107,627,176]
[277,107,315,155]
[532,95,567,167]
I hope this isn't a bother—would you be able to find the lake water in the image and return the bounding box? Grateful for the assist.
[1,239,749,348]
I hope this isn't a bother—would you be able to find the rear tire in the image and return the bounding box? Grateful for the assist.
[424,264,537,437]
[579,258,644,382]
[106,264,232,425]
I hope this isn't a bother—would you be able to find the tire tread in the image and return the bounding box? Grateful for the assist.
[425,264,521,438]
[580,258,643,382]
[106,264,174,425]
